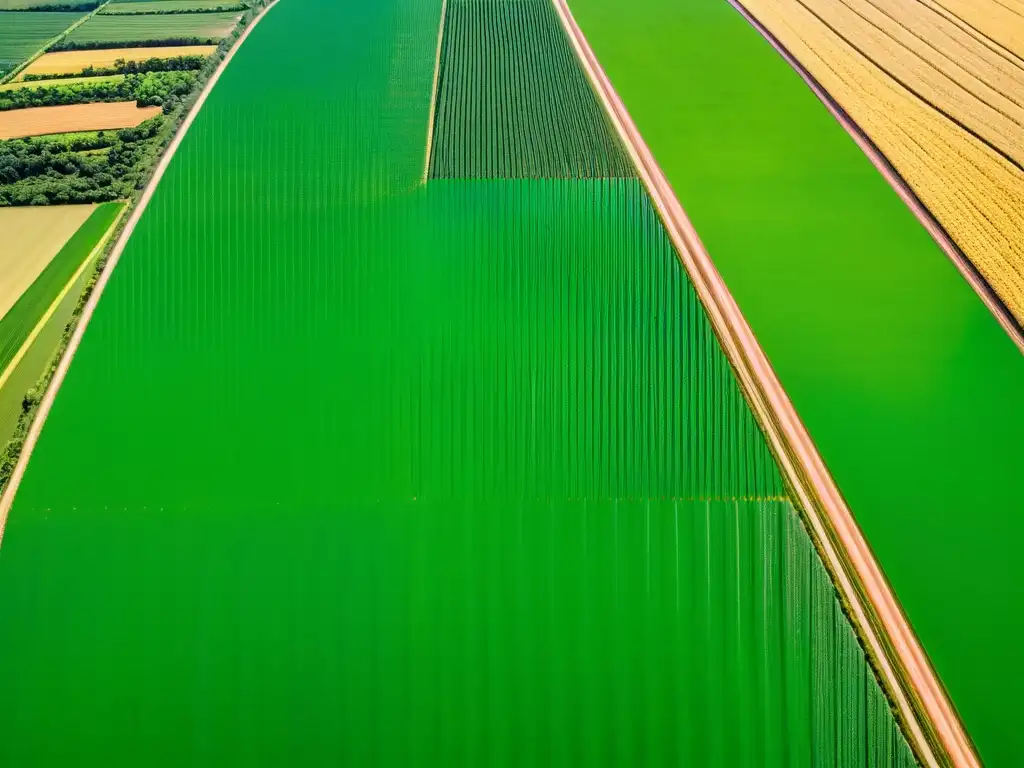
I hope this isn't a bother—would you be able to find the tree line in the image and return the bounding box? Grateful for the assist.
[0,71,197,112]
[100,5,247,16]
[0,117,162,206]
[0,2,98,11]
[22,54,207,82]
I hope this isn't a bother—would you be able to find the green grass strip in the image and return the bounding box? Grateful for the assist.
[0,200,121,375]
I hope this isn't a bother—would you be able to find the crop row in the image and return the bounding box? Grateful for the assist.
[430,0,632,179]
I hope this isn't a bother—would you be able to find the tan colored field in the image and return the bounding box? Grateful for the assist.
[0,102,162,139]
[0,205,96,322]
[740,0,1024,322]
[17,45,218,79]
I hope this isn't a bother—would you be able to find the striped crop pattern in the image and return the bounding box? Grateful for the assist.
[429,0,633,179]
[0,0,917,764]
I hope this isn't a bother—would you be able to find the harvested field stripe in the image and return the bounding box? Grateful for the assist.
[18,45,216,78]
[787,0,1024,172]
[0,0,278,540]
[551,0,951,766]
[729,0,1024,355]
[422,0,447,184]
[0,203,125,395]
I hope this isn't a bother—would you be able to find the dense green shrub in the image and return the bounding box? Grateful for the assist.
[0,117,162,206]
[0,71,197,111]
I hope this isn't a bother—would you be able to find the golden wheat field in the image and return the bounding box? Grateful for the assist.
[0,205,96,322]
[17,45,218,79]
[0,102,162,139]
[739,0,1024,322]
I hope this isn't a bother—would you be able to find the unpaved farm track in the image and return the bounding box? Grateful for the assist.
[553,0,978,766]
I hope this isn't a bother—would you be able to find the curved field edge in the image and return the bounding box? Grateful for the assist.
[725,0,1024,356]
[0,0,279,534]
[552,1,958,766]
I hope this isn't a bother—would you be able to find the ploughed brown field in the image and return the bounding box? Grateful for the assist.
[17,45,218,79]
[0,101,162,139]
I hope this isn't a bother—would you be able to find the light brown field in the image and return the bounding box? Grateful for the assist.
[0,205,96,322]
[0,74,125,93]
[0,102,162,139]
[17,45,218,79]
[739,0,1024,323]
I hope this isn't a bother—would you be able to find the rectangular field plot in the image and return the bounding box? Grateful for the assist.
[0,11,84,75]
[18,44,216,77]
[0,204,96,322]
[63,11,241,44]
[0,202,121,383]
[0,101,161,138]
[428,0,632,179]
[102,0,243,12]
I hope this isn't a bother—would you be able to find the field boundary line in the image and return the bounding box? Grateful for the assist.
[422,0,448,185]
[0,1,111,87]
[0,203,126,394]
[727,0,1024,356]
[0,0,280,544]
[552,1,971,766]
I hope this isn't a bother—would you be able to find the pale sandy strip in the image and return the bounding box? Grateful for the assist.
[0,1,279,544]
[0,204,126,394]
[422,0,448,184]
[552,0,973,766]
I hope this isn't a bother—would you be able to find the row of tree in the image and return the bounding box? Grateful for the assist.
[0,71,197,112]
[99,5,247,16]
[23,54,207,82]
[0,2,98,12]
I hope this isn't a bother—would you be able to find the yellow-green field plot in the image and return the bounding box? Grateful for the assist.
[0,202,124,450]
[0,101,161,138]
[102,1,240,12]
[0,205,96,323]
[738,0,1024,322]
[0,74,124,92]
[17,44,216,78]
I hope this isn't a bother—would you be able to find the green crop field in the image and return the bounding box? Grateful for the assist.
[0,202,121,377]
[571,0,1024,764]
[64,10,240,43]
[0,11,83,75]
[102,0,244,12]
[429,0,631,179]
[0,0,916,765]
